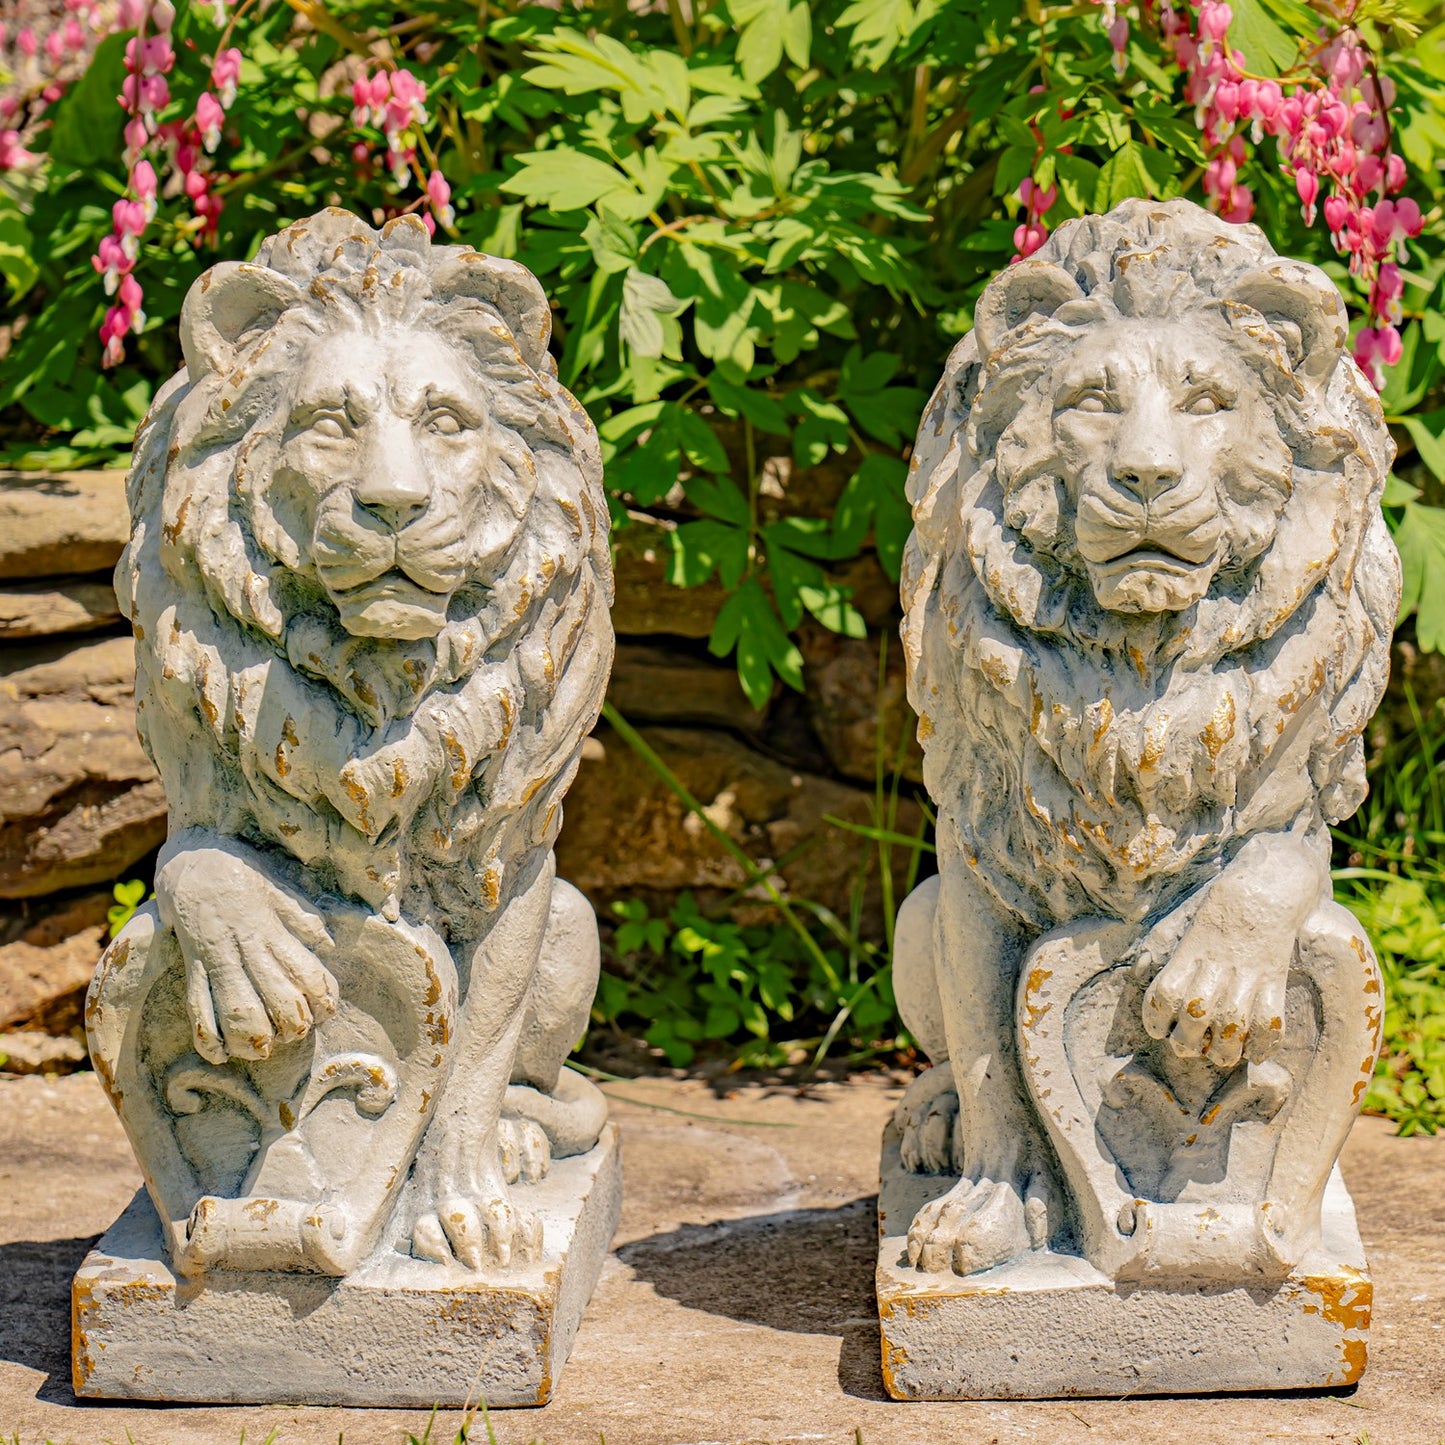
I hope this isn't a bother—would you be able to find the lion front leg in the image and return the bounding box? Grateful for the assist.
[1141,830,1329,1068]
[902,837,1061,1275]
[408,852,557,1270]
[154,828,338,1065]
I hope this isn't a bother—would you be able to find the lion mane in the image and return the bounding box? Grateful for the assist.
[901,199,1401,929]
[119,210,613,943]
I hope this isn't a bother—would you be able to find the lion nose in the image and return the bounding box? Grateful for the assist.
[354,464,430,529]
[1110,418,1182,503]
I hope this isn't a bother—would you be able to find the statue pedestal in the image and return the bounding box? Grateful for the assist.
[876,1122,1370,1401]
[73,1124,620,1407]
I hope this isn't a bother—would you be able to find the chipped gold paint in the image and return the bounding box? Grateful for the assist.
[1139,712,1169,771]
[340,767,375,834]
[1200,691,1236,762]
[1020,966,1053,1032]
[162,493,190,546]
[440,728,470,792]
[275,715,299,779]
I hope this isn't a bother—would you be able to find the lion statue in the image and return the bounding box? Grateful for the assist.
[87,210,613,1279]
[891,198,1400,1285]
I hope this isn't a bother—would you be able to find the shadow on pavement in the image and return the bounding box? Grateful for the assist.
[618,1195,888,1401]
[0,1234,99,1405]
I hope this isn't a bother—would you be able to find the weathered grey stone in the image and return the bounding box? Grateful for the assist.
[0,890,111,1031]
[0,637,166,897]
[608,642,767,733]
[80,210,618,1404]
[73,1123,621,1406]
[886,200,1400,1396]
[877,1121,1371,1398]
[0,578,122,638]
[798,622,922,784]
[556,722,921,932]
[0,471,129,580]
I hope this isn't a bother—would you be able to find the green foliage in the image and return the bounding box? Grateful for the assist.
[9,0,1445,695]
[1343,878,1445,1135]
[1334,690,1445,1134]
[596,891,900,1067]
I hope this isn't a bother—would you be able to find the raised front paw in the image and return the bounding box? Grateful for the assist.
[1142,941,1288,1070]
[156,842,338,1065]
[906,1172,1048,1276]
[411,1189,544,1270]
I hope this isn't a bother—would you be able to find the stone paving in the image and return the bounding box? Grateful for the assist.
[1,1071,1442,1445]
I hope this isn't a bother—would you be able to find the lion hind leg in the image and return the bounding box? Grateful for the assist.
[504,871,607,1161]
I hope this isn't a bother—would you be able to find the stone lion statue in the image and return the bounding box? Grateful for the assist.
[87,211,613,1278]
[892,199,1399,1284]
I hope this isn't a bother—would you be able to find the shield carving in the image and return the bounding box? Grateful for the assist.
[87,899,458,1276]
[1015,904,1380,1283]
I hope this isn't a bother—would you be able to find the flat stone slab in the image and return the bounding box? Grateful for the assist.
[877,1120,1370,1400]
[72,1122,620,1407]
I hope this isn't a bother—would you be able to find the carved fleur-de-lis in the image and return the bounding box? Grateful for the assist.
[164,1051,399,1134]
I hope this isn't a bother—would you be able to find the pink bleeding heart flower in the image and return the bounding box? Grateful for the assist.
[196,91,225,152]
[212,47,242,108]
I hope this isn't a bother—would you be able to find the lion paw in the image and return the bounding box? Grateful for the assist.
[411,1191,544,1271]
[499,1115,551,1184]
[906,1169,1053,1275]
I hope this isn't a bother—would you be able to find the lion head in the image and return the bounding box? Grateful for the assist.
[902,199,1400,926]
[120,211,613,939]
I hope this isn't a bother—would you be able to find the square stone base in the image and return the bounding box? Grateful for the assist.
[73,1123,621,1407]
[877,1123,1371,1400]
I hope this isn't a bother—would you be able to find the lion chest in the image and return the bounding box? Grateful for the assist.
[920,591,1328,926]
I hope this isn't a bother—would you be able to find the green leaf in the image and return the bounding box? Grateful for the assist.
[583,206,640,275]
[500,149,636,212]
[619,268,691,359]
[782,2,812,69]
[672,518,750,589]
[1384,473,1423,506]
[687,476,751,527]
[706,373,790,435]
[709,579,803,707]
[731,0,788,81]
[47,30,130,168]
[1401,411,1445,483]
[833,453,912,578]
[1393,501,1445,651]
[1227,0,1299,78]
[0,197,38,300]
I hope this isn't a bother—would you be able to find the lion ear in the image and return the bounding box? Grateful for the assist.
[974,260,1083,359]
[429,252,553,373]
[180,262,304,378]
[1225,260,1347,387]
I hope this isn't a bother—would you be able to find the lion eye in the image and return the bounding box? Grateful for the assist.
[1071,390,1112,414]
[427,410,465,436]
[1184,391,1229,416]
[309,412,348,439]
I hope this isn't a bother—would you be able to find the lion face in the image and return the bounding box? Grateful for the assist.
[1001,318,1293,616]
[263,326,535,642]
